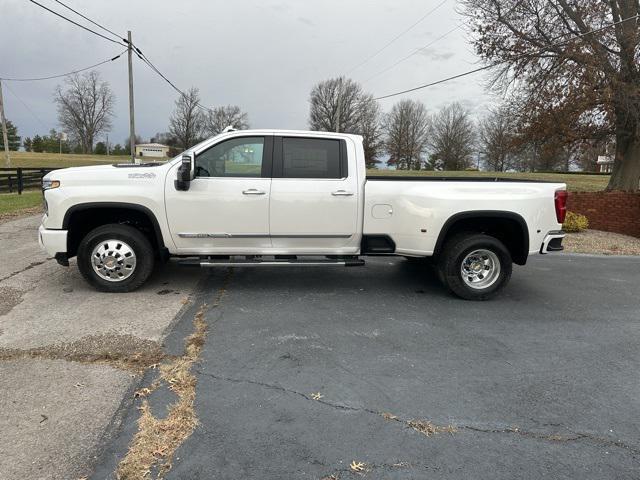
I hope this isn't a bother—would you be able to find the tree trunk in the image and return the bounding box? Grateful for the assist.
[607,112,640,192]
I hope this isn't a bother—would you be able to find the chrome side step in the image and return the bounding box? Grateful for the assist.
[178,256,365,268]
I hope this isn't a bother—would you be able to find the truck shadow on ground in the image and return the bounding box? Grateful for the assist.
[194,257,449,298]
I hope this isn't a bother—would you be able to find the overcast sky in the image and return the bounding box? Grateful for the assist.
[2,0,497,145]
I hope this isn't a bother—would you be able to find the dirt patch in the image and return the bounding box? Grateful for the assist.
[564,229,640,255]
[0,205,43,225]
[0,334,166,372]
[116,270,232,480]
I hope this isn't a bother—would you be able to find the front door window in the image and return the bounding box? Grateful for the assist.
[195,137,265,178]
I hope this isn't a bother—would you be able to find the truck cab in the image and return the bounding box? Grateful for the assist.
[165,130,365,255]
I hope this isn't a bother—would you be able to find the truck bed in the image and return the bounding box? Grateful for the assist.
[363,177,565,257]
[366,175,551,183]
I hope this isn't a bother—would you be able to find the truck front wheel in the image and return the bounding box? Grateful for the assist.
[77,224,155,292]
[438,233,512,301]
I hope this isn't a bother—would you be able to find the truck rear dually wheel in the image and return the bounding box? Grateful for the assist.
[438,233,512,301]
[77,224,155,292]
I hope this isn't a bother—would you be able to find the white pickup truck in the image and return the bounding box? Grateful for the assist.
[39,129,566,300]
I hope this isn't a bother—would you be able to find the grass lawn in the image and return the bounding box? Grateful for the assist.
[366,169,609,192]
[2,151,130,169]
[0,191,43,217]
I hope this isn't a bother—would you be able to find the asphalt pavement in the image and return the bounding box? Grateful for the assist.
[94,253,640,480]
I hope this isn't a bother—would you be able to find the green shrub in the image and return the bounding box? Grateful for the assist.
[563,211,589,232]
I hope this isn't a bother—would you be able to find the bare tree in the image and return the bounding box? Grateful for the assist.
[169,87,205,150]
[359,96,384,168]
[462,0,640,191]
[309,77,384,167]
[309,77,368,133]
[55,71,114,153]
[205,105,250,136]
[429,103,476,171]
[479,107,516,171]
[384,99,430,170]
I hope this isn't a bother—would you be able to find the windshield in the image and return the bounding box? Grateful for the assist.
[167,133,225,164]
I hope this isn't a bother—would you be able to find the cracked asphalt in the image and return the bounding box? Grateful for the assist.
[97,253,640,479]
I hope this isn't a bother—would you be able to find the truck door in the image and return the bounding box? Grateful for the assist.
[269,136,360,253]
[165,135,273,254]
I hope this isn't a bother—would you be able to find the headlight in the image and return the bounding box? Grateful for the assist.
[42,179,60,191]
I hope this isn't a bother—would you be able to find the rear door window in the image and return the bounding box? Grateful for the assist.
[278,137,346,179]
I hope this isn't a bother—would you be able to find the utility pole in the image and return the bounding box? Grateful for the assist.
[0,80,10,167]
[127,30,136,163]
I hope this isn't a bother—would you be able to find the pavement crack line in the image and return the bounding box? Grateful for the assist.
[0,259,50,283]
[195,371,640,455]
[461,425,640,455]
[194,370,377,415]
[116,269,233,480]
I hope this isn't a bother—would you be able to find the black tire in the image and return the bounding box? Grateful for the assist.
[77,224,155,292]
[437,233,512,301]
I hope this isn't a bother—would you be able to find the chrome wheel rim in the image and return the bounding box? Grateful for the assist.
[91,240,137,282]
[460,249,500,290]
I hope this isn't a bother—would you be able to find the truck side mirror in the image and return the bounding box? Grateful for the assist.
[175,153,194,191]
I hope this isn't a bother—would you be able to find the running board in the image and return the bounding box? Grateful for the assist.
[178,257,365,268]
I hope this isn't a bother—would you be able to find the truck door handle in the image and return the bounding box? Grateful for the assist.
[331,190,354,196]
[242,189,266,195]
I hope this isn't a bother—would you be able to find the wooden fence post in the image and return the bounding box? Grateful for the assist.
[17,168,23,195]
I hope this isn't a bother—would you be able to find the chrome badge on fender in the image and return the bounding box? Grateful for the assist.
[128,172,156,179]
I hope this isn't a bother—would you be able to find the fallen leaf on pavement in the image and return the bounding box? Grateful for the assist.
[134,387,152,398]
[311,392,324,400]
[350,461,366,472]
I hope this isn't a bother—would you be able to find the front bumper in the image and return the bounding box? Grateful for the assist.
[540,230,565,254]
[38,224,68,258]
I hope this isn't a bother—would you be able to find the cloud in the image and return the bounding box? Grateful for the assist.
[417,48,455,61]
[298,17,315,27]
[3,0,490,143]
[270,3,290,13]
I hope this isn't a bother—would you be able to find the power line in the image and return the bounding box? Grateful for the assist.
[3,81,48,129]
[28,0,127,46]
[51,0,126,43]
[29,0,214,113]
[135,51,214,113]
[0,50,126,81]
[346,0,449,75]
[375,64,493,100]
[374,12,640,100]
[365,1,526,85]
[364,23,462,83]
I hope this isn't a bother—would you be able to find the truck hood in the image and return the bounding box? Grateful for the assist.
[45,162,172,187]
